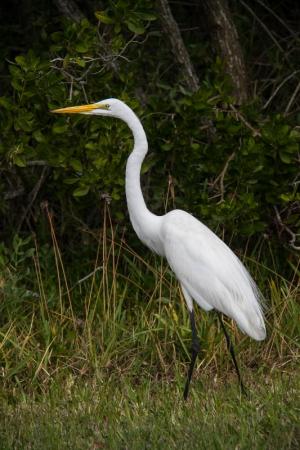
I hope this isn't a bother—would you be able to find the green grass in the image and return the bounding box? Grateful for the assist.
[0,371,299,449]
[0,211,299,449]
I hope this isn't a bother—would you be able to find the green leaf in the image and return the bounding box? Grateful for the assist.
[279,152,291,164]
[75,43,89,53]
[70,159,83,172]
[141,154,159,174]
[85,142,97,150]
[13,155,26,167]
[94,11,114,24]
[52,123,69,134]
[51,31,63,43]
[135,12,157,21]
[15,115,34,132]
[0,97,12,110]
[285,143,299,153]
[125,19,145,35]
[161,142,173,151]
[74,58,86,68]
[33,130,46,143]
[11,79,23,91]
[15,55,27,67]
[290,129,300,139]
[64,178,79,185]
[280,193,293,202]
[73,185,90,197]
[279,124,290,136]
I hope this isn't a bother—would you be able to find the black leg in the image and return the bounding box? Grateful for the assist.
[183,310,200,400]
[217,312,247,395]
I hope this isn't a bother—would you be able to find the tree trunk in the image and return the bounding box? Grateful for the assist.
[53,0,85,22]
[203,0,248,104]
[157,0,199,92]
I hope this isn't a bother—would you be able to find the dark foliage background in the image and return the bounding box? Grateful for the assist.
[0,0,299,275]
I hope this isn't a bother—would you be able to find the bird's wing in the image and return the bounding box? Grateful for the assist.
[161,210,265,340]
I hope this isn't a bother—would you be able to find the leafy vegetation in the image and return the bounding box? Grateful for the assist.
[0,1,299,260]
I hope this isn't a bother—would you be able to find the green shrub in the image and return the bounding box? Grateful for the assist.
[0,7,299,271]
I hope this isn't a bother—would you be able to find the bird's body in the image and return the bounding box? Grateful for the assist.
[53,98,266,397]
[161,209,265,340]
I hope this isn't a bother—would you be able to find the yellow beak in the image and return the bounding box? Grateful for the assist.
[51,103,106,114]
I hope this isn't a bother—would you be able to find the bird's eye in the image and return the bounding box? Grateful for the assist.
[104,104,110,110]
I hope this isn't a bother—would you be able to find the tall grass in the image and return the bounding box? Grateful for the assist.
[0,201,299,395]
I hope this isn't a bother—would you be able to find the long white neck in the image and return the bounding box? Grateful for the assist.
[122,106,163,255]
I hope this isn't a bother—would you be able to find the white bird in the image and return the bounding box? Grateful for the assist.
[52,98,266,398]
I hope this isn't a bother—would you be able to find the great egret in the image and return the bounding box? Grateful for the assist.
[52,98,266,399]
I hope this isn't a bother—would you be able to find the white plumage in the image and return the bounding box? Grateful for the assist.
[161,209,265,340]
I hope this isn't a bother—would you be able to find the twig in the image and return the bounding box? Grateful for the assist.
[71,266,103,290]
[240,0,285,54]
[212,152,235,202]
[26,160,49,166]
[284,80,300,116]
[254,0,298,39]
[69,76,74,100]
[274,206,300,251]
[17,166,49,233]
[229,104,261,137]
[50,33,140,85]
[80,81,89,103]
[263,70,300,110]
[4,187,24,200]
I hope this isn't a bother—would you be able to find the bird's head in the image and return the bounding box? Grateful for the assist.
[51,98,126,119]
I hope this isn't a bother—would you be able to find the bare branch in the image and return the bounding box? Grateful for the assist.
[274,206,300,251]
[284,80,300,116]
[26,160,49,166]
[17,167,49,233]
[212,152,235,202]
[4,187,24,200]
[240,0,284,54]
[254,0,298,39]
[229,104,261,137]
[263,70,300,110]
